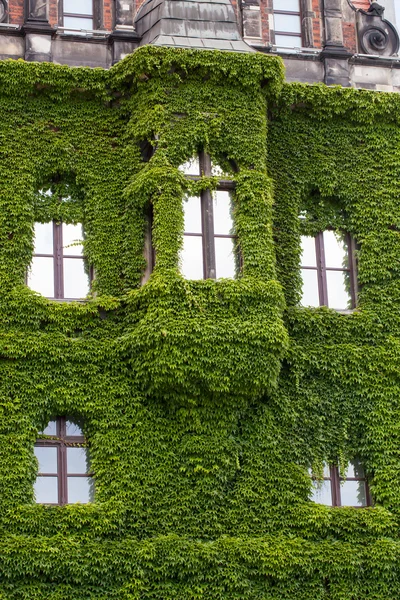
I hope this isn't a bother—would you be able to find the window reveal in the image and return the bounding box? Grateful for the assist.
[179,152,237,280]
[272,0,302,48]
[300,231,357,310]
[34,417,94,505]
[310,461,371,507]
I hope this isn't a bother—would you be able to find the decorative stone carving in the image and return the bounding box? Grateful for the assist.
[353,1,399,56]
[115,0,134,29]
[26,0,47,22]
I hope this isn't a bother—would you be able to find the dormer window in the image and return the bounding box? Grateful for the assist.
[179,152,237,280]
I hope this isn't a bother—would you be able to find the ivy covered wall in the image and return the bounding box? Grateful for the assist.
[0,46,400,598]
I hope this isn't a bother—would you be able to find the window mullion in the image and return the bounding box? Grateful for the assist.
[348,233,358,308]
[54,221,64,299]
[316,232,327,306]
[331,466,341,507]
[200,152,216,279]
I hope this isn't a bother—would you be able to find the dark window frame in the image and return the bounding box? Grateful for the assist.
[272,0,303,46]
[311,464,372,507]
[35,416,93,506]
[301,230,358,309]
[183,151,237,280]
[58,0,99,29]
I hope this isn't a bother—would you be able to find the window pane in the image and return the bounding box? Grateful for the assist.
[67,476,93,503]
[274,13,301,33]
[326,270,352,310]
[274,0,300,11]
[28,257,54,297]
[340,480,367,506]
[211,163,228,177]
[324,231,348,269]
[215,237,236,279]
[63,258,90,298]
[179,157,200,176]
[35,476,58,503]
[181,236,203,279]
[310,480,332,505]
[64,0,93,14]
[34,447,57,473]
[213,191,234,235]
[345,460,365,479]
[67,447,89,474]
[63,16,93,30]
[33,222,53,254]
[184,196,202,234]
[275,34,302,47]
[66,421,83,437]
[300,236,316,267]
[63,223,84,256]
[300,269,319,307]
[40,421,57,436]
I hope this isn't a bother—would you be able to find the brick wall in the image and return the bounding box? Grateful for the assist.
[9,0,24,24]
[311,0,322,48]
[343,20,357,52]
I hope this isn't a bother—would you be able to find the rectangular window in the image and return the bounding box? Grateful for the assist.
[310,461,370,507]
[273,0,302,48]
[27,221,91,300]
[300,231,357,310]
[63,0,94,31]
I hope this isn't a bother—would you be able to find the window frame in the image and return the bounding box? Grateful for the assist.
[35,417,93,506]
[272,0,303,47]
[301,230,358,309]
[59,0,95,30]
[183,151,237,280]
[311,464,372,507]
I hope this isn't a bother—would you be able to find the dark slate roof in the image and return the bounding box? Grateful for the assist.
[134,0,255,52]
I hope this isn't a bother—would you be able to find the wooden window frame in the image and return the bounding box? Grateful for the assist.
[35,417,92,506]
[312,464,372,507]
[272,0,303,46]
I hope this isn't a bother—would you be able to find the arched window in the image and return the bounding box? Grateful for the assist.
[300,231,358,309]
[310,461,371,507]
[34,417,94,505]
[179,152,238,280]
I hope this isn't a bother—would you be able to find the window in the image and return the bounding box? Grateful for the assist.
[28,221,91,300]
[310,461,371,507]
[300,231,357,310]
[179,152,237,280]
[272,0,302,48]
[62,0,93,31]
[34,417,94,505]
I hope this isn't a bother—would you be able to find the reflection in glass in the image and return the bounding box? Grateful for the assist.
[184,196,202,234]
[33,222,53,254]
[67,447,88,474]
[63,16,93,30]
[274,13,301,33]
[35,476,58,503]
[275,34,302,47]
[63,258,90,298]
[324,231,348,269]
[34,447,57,473]
[180,236,203,279]
[28,257,54,297]
[300,236,317,267]
[67,476,93,503]
[64,0,92,13]
[66,421,83,437]
[63,223,84,256]
[40,421,57,436]
[213,191,233,235]
[346,460,364,479]
[341,480,367,507]
[300,269,319,307]
[326,270,351,310]
[215,237,236,279]
[179,157,200,176]
[310,480,332,506]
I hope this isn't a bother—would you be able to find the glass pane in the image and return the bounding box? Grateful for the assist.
[180,236,203,279]
[63,223,84,256]
[274,0,300,11]
[179,157,200,176]
[324,231,348,269]
[300,269,319,307]
[274,13,301,33]
[40,421,57,436]
[67,447,88,474]
[213,191,234,235]
[275,34,302,47]
[66,421,83,437]
[300,236,316,267]
[310,480,332,506]
[184,196,202,234]
[63,258,90,298]
[28,257,54,297]
[63,16,93,30]
[326,270,352,310]
[64,0,93,14]
[340,480,367,507]
[211,163,228,177]
[345,460,365,479]
[34,447,57,473]
[33,222,53,254]
[215,237,236,279]
[67,476,93,503]
[35,476,58,504]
